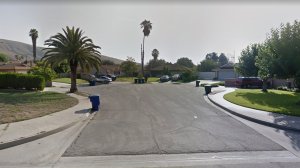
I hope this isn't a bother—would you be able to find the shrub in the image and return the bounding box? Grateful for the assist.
[28,62,57,82]
[181,69,197,82]
[0,73,45,90]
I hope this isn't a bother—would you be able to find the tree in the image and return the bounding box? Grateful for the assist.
[256,44,274,92]
[146,59,166,69]
[0,53,9,62]
[218,53,228,66]
[152,49,159,61]
[261,20,300,88]
[205,52,219,62]
[197,59,218,72]
[120,57,138,77]
[28,61,57,83]
[235,44,260,77]
[176,57,194,68]
[42,26,102,93]
[15,55,24,62]
[29,29,38,62]
[140,20,152,76]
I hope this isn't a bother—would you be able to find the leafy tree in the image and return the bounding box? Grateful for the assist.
[28,61,57,82]
[152,49,159,61]
[53,60,70,74]
[120,57,138,77]
[176,57,194,68]
[0,53,9,62]
[256,44,274,92]
[146,59,166,68]
[262,20,300,88]
[205,52,219,62]
[197,59,218,72]
[29,29,38,62]
[15,55,24,62]
[235,44,260,77]
[101,60,115,65]
[218,53,228,66]
[42,26,102,93]
[140,20,152,76]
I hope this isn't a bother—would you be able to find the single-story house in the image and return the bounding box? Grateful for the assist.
[0,62,31,74]
[145,64,191,77]
[213,62,240,80]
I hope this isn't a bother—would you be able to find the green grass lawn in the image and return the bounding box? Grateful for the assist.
[115,77,159,83]
[0,90,78,124]
[53,78,88,84]
[224,89,300,116]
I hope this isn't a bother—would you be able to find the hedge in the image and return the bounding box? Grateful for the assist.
[0,73,45,90]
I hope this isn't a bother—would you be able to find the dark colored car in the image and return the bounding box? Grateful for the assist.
[236,77,263,88]
[160,75,170,82]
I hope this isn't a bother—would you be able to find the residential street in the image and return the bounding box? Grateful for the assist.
[64,83,283,156]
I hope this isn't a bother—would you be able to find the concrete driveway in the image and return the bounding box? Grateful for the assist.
[64,83,283,156]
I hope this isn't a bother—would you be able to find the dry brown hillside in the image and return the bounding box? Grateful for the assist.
[0,39,124,64]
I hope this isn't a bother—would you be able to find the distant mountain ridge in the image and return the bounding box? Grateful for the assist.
[0,39,124,64]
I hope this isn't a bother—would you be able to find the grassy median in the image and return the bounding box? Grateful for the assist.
[224,89,300,116]
[53,78,88,84]
[0,90,78,124]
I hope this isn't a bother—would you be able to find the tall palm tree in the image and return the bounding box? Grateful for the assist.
[152,49,159,61]
[140,20,152,76]
[29,29,38,62]
[42,26,102,93]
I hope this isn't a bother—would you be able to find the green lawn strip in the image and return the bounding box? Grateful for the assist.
[53,78,88,84]
[224,89,300,116]
[115,77,159,83]
[0,90,78,124]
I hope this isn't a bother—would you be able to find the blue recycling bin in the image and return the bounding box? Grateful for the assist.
[89,80,96,86]
[89,95,100,111]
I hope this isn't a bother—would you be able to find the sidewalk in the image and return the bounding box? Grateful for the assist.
[0,82,93,150]
[207,87,300,132]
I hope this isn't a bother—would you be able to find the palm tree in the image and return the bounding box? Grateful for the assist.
[152,49,159,61]
[29,29,38,62]
[140,20,152,76]
[42,26,102,93]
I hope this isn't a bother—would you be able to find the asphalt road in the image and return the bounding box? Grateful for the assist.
[64,83,283,156]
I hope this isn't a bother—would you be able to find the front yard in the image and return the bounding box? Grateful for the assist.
[224,89,300,116]
[53,78,88,84]
[0,90,78,124]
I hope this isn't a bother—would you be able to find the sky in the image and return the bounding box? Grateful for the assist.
[1,0,300,64]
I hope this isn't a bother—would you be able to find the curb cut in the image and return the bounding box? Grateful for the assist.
[206,94,300,132]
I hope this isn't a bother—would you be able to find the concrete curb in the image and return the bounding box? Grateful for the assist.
[207,94,300,132]
[0,84,95,150]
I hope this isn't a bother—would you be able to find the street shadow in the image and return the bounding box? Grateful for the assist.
[270,112,300,151]
[74,109,91,114]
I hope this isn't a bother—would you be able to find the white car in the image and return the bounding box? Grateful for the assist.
[89,75,111,84]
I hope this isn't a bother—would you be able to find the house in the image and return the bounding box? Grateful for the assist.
[213,62,239,80]
[146,64,191,77]
[0,62,31,74]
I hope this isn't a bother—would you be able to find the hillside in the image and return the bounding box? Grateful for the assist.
[0,39,124,64]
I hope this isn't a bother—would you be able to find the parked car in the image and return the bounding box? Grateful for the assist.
[171,74,181,81]
[88,75,111,84]
[106,74,117,81]
[236,77,263,88]
[160,75,170,82]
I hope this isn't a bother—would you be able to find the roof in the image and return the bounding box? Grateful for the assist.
[220,62,235,69]
[0,62,31,71]
[148,64,191,71]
